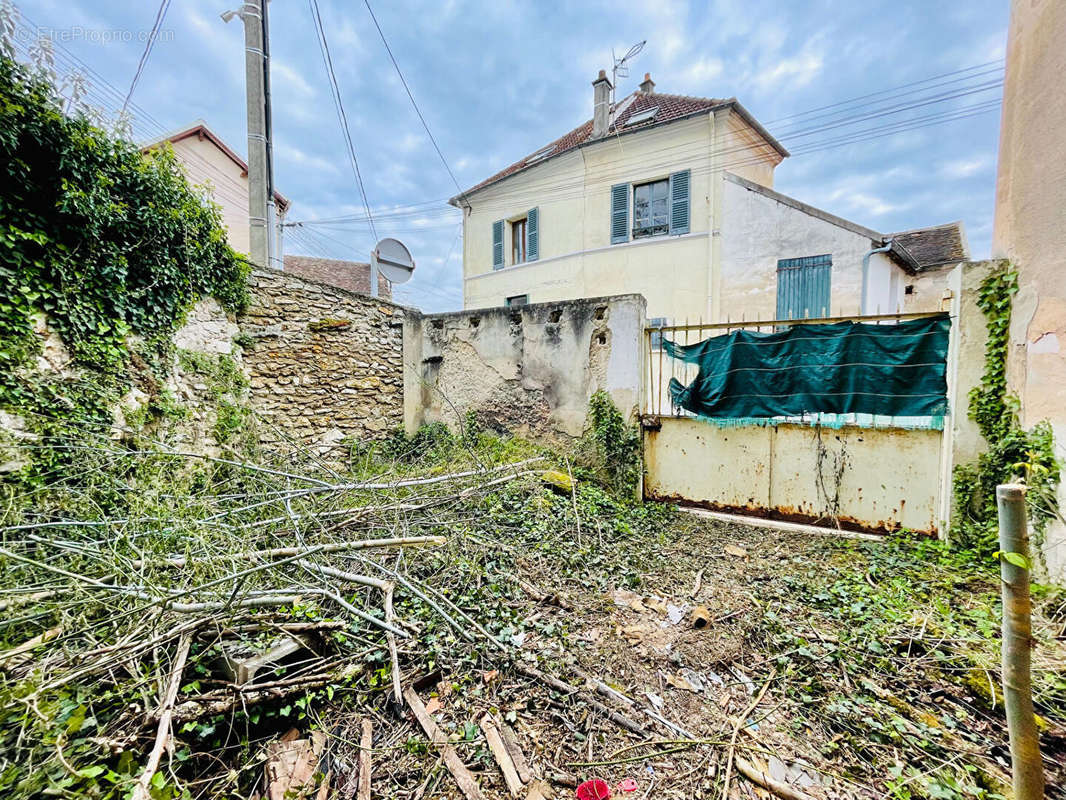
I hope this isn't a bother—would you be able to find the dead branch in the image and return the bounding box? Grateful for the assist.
[734,756,816,800]
[516,665,650,738]
[722,668,776,800]
[139,535,447,569]
[384,581,403,707]
[479,714,523,796]
[132,633,192,800]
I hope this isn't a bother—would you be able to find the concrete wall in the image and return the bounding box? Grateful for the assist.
[239,270,406,453]
[405,294,645,441]
[993,0,1066,580]
[644,418,944,534]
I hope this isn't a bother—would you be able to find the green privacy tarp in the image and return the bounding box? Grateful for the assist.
[664,314,950,420]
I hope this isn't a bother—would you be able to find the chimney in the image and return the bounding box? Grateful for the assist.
[592,69,612,140]
[639,72,655,94]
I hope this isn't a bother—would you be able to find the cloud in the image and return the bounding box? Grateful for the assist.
[751,49,824,91]
[274,142,338,175]
[941,154,993,179]
[272,60,314,98]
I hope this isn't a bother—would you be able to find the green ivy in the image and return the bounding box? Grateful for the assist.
[951,266,1061,558]
[579,391,641,496]
[0,55,249,477]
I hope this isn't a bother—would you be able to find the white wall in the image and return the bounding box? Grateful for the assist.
[719,176,904,320]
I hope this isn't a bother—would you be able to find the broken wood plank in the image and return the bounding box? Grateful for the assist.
[357,718,372,800]
[479,714,523,796]
[264,739,318,800]
[404,687,486,800]
[498,717,533,784]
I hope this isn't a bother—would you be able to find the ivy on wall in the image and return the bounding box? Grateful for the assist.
[0,55,248,449]
[951,266,1061,558]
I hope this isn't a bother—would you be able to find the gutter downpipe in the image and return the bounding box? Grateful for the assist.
[861,240,893,315]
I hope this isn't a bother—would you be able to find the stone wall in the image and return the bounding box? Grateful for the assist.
[404,294,645,441]
[240,269,406,452]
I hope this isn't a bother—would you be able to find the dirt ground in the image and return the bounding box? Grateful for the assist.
[319,507,1066,800]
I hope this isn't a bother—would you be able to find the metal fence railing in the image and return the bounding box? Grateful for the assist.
[644,311,950,429]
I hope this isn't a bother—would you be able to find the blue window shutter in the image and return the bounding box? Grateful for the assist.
[776,255,832,319]
[669,169,690,234]
[526,207,539,261]
[492,219,504,269]
[610,183,629,244]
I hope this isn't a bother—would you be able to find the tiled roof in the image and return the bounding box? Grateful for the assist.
[452,92,786,203]
[888,222,969,271]
[283,255,391,298]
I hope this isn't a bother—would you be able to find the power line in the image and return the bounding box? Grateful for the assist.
[122,0,172,113]
[308,0,378,241]
[360,0,463,198]
[765,59,1003,124]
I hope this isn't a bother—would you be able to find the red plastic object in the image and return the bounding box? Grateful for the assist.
[617,778,639,792]
[576,779,611,800]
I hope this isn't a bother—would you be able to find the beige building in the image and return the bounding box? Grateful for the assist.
[142,120,290,258]
[144,123,385,297]
[993,0,1066,579]
[452,72,967,323]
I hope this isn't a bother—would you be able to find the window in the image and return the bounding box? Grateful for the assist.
[506,294,528,307]
[632,179,669,239]
[648,316,668,350]
[776,254,832,320]
[624,106,659,127]
[512,218,528,264]
[526,145,556,164]
[493,208,537,268]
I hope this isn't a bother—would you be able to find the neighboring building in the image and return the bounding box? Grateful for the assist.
[993,0,1066,579]
[451,72,967,323]
[283,255,391,299]
[142,120,290,258]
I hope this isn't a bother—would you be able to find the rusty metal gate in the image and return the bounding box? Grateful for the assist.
[641,312,952,535]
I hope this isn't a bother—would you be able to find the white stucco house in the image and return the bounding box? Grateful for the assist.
[450,72,969,324]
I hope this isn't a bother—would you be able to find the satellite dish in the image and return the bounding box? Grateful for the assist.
[370,237,415,297]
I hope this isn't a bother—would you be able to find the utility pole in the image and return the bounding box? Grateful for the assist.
[225,1,271,269]
[261,0,282,270]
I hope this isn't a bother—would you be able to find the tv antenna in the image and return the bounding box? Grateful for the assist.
[611,40,646,98]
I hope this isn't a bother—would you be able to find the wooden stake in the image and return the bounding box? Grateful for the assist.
[996,484,1045,800]
[132,634,192,800]
[357,718,373,800]
[404,687,486,800]
[479,714,523,796]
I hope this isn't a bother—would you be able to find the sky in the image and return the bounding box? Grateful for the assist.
[13,0,1008,311]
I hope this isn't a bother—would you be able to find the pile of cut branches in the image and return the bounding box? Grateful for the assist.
[0,418,554,798]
